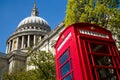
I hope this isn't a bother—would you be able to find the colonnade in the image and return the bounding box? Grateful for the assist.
[6,35,41,53]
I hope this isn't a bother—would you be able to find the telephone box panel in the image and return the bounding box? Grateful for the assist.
[55,23,120,80]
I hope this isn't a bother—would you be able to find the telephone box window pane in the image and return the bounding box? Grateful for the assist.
[93,56,113,66]
[60,50,69,65]
[90,43,109,54]
[97,68,118,80]
[63,74,72,80]
[61,62,70,76]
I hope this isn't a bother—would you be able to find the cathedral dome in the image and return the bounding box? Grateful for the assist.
[17,16,49,28]
[6,3,51,54]
[17,3,49,28]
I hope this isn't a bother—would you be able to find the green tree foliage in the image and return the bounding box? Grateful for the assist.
[65,0,120,30]
[64,0,79,26]
[3,70,38,80]
[28,50,56,80]
[65,0,120,48]
[3,50,55,80]
[64,0,120,48]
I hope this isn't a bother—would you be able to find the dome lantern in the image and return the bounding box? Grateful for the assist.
[31,3,38,16]
[17,3,50,30]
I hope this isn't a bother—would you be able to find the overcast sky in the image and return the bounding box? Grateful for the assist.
[0,0,67,53]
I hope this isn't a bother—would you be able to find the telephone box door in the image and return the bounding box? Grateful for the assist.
[81,38,120,80]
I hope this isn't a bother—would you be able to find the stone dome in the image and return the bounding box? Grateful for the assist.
[17,16,49,28]
[6,3,51,54]
[16,4,51,32]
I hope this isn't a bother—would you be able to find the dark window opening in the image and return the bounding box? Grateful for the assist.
[18,36,22,49]
[93,55,113,66]
[24,35,28,48]
[97,68,118,80]
[90,43,109,54]
[30,35,34,47]
[85,41,119,80]
[41,36,44,39]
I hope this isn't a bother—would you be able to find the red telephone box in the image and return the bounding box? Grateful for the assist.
[55,23,120,80]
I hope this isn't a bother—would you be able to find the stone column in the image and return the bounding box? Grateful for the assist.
[39,36,41,41]
[16,37,19,49]
[9,40,12,52]
[12,39,15,51]
[28,35,30,47]
[6,43,8,53]
[34,35,36,45]
[21,36,24,49]
[8,41,11,53]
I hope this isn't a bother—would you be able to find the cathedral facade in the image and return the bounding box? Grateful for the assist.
[0,3,120,80]
[0,3,64,79]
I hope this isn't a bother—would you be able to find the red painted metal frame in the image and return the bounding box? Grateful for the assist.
[55,23,120,80]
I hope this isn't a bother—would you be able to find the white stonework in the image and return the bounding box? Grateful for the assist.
[37,22,65,54]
